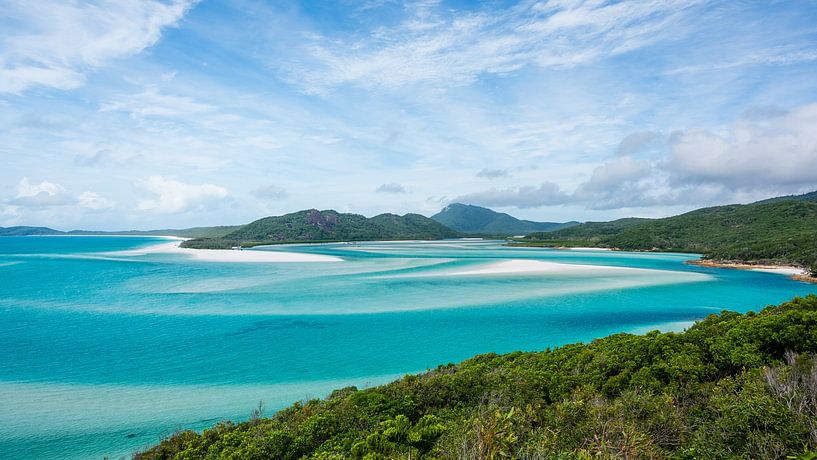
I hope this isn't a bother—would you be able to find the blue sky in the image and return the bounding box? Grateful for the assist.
[1,0,817,230]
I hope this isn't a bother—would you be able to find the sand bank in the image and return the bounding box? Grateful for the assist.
[375,259,711,285]
[446,259,620,276]
[688,259,815,283]
[111,241,342,263]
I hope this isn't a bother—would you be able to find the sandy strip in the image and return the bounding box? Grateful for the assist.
[110,241,342,263]
[565,247,613,251]
[687,259,815,283]
[750,267,806,276]
[688,259,807,276]
[442,259,633,276]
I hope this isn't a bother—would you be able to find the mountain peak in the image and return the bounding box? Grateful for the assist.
[431,203,577,235]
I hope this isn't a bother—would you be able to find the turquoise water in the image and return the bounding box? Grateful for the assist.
[0,236,814,459]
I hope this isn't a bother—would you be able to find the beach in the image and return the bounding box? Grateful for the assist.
[688,259,816,283]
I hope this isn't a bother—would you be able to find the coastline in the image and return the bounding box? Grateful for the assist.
[688,259,817,284]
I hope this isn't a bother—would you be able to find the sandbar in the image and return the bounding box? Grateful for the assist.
[446,259,620,276]
[688,259,815,283]
[110,241,342,263]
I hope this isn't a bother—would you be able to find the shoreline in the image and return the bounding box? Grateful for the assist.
[687,259,816,284]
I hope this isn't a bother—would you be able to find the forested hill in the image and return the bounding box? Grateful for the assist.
[0,226,239,238]
[0,226,62,236]
[523,197,817,273]
[182,209,459,248]
[754,190,817,204]
[137,295,817,459]
[431,203,578,235]
[530,217,651,239]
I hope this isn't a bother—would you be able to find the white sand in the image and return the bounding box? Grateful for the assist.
[751,266,807,276]
[446,259,629,276]
[110,241,342,263]
[567,247,613,251]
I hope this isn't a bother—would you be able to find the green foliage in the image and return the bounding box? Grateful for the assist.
[527,217,651,241]
[431,203,578,235]
[755,190,817,205]
[525,200,817,269]
[137,295,817,460]
[351,415,445,459]
[182,209,458,248]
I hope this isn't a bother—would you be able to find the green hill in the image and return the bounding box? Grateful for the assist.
[431,203,578,235]
[137,295,817,459]
[0,225,240,238]
[754,190,817,205]
[182,209,459,248]
[522,196,817,273]
[606,201,817,262]
[68,226,242,239]
[0,226,62,236]
[528,217,651,240]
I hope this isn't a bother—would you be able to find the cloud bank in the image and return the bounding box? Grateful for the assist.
[137,176,229,214]
[456,103,817,210]
[0,0,194,93]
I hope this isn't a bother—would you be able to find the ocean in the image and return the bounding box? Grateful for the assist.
[1,236,814,459]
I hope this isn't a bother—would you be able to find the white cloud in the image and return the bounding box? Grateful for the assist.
[6,178,114,211]
[616,131,661,156]
[10,177,75,207]
[667,103,817,188]
[476,168,510,179]
[284,0,703,93]
[376,183,407,194]
[101,87,214,118]
[251,185,288,201]
[78,191,114,211]
[0,0,195,93]
[577,156,653,194]
[455,182,570,209]
[666,46,817,76]
[457,103,817,211]
[137,176,229,214]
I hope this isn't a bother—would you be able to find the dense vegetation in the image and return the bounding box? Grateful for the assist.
[432,203,578,235]
[182,210,459,248]
[526,218,651,240]
[755,190,817,205]
[522,199,817,274]
[138,295,817,459]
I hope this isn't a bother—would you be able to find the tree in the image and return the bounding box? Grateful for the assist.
[352,415,445,459]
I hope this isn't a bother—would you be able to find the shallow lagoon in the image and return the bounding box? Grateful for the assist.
[1,236,815,459]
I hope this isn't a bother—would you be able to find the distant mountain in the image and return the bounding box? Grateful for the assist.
[431,203,578,235]
[182,209,459,248]
[526,217,651,240]
[66,226,241,239]
[0,226,240,238]
[0,226,62,236]
[753,190,817,204]
[522,193,817,272]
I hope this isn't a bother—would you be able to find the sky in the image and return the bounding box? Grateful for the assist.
[1,0,817,230]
